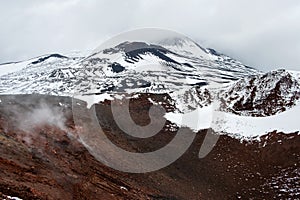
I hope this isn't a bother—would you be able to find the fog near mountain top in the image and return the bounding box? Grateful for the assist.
[0,0,300,71]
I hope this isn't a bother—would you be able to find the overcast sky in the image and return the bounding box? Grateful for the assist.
[1,0,300,71]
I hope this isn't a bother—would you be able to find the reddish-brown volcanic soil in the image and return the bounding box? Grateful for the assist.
[0,94,299,199]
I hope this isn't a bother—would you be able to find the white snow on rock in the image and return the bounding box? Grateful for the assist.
[212,103,300,140]
[165,102,300,140]
[74,94,114,109]
[5,195,23,200]
[165,105,213,131]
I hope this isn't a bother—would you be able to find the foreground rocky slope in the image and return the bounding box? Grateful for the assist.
[0,95,299,199]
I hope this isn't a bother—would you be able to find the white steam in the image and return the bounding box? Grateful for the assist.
[19,101,67,132]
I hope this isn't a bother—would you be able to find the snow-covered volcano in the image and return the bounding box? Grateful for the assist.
[82,37,258,93]
[0,35,299,141]
[0,36,258,96]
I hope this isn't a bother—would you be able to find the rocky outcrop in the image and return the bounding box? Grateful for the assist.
[219,69,300,116]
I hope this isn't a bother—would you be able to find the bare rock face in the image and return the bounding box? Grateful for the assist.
[219,69,300,116]
[0,95,299,199]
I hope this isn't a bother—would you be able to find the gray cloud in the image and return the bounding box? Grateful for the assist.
[0,0,299,71]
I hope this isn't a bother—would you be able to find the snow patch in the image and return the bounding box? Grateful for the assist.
[165,105,213,131]
[6,196,23,200]
[213,104,300,140]
[165,102,300,140]
[74,94,114,109]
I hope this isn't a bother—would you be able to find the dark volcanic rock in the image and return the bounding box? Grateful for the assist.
[109,62,125,73]
[31,54,68,65]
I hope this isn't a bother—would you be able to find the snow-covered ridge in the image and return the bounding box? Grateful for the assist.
[164,69,300,140]
[0,54,83,95]
[0,54,68,77]
[0,38,258,99]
